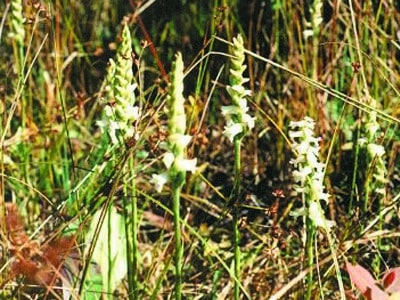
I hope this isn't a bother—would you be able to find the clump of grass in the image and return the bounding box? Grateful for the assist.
[346,0,389,276]
[1,1,400,299]
[1,0,26,286]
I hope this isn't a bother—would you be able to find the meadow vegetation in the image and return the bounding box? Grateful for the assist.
[1,0,400,299]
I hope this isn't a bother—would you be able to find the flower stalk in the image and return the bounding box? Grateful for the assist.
[96,20,140,299]
[222,34,254,299]
[151,52,196,299]
[289,116,342,299]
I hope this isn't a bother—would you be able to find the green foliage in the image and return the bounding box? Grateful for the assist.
[84,206,127,299]
[1,1,400,299]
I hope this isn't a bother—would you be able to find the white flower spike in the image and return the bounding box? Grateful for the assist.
[222,34,254,142]
[289,116,334,230]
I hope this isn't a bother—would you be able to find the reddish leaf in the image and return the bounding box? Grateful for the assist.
[346,262,389,300]
[367,287,390,300]
[347,263,378,293]
[383,268,400,294]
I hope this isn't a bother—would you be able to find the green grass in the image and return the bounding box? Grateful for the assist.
[1,1,400,299]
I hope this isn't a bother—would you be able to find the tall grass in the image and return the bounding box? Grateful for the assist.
[1,1,400,299]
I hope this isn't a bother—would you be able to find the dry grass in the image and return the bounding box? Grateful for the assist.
[1,1,400,299]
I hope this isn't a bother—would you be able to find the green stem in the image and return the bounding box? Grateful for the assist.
[232,137,241,299]
[172,183,183,300]
[107,204,112,298]
[233,207,240,300]
[325,230,345,300]
[131,174,139,299]
[349,118,361,213]
[305,218,315,300]
[124,157,138,299]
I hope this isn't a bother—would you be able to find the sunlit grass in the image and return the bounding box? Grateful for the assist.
[1,1,399,299]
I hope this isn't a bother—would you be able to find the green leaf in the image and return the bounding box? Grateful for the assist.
[85,206,127,298]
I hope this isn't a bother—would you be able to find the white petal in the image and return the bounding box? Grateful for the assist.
[303,29,314,39]
[151,173,169,192]
[163,152,175,169]
[309,201,335,229]
[293,166,312,183]
[243,113,255,129]
[175,158,197,173]
[367,143,385,157]
[238,98,249,111]
[126,105,140,120]
[108,121,120,144]
[169,134,192,149]
[221,105,240,116]
[223,123,243,142]
[129,83,137,93]
[105,105,114,117]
